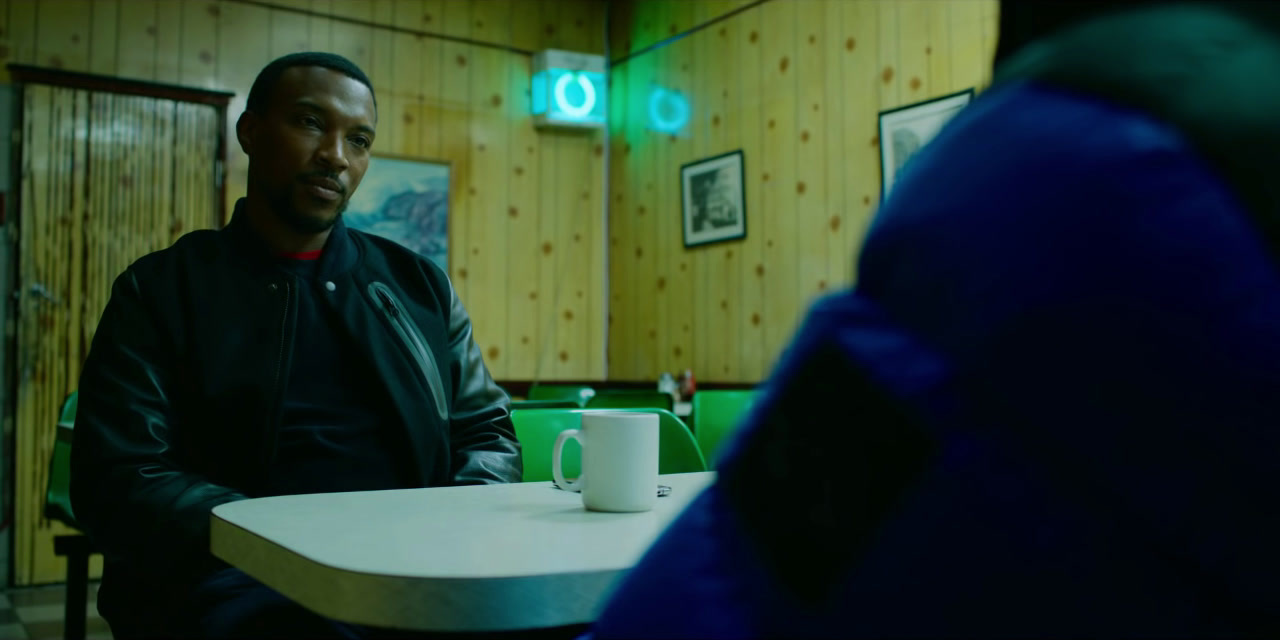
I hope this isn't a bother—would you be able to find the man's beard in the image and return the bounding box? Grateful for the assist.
[268,187,346,235]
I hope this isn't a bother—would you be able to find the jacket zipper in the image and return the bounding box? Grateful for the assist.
[272,280,290,397]
[370,282,449,422]
[263,279,291,480]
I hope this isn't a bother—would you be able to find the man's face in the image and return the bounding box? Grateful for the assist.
[238,66,377,234]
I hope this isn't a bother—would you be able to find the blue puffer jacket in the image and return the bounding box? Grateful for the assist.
[588,7,1280,637]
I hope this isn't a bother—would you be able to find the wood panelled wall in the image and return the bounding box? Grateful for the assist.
[0,0,608,383]
[606,0,998,382]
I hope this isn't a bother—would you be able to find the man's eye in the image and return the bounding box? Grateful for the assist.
[351,137,371,149]
[299,115,321,128]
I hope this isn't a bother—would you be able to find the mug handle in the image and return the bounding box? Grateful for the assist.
[552,429,584,492]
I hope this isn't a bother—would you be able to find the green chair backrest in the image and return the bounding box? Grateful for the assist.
[511,409,583,483]
[527,384,596,407]
[45,391,78,527]
[642,408,706,474]
[692,390,759,466]
[584,390,674,412]
[511,400,582,410]
[511,408,707,482]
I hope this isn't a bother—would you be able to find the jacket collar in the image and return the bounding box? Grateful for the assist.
[224,198,359,281]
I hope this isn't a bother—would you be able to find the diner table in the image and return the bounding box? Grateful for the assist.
[210,471,716,632]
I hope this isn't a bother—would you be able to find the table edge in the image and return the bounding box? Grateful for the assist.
[211,516,626,631]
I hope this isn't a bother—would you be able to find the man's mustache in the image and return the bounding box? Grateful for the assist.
[299,172,346,195]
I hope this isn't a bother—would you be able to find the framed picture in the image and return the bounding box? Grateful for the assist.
[343,154,451,270]
[878,88,974,199]
[681,149,746,248]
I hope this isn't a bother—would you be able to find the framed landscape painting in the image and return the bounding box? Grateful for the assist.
[343,154,450,269]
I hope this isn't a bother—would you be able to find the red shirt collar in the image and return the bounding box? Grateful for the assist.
[278,249,323,261]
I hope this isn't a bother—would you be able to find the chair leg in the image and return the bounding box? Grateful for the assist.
[54,535,91,640]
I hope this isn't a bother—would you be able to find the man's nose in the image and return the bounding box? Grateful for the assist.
[314,133,350,172]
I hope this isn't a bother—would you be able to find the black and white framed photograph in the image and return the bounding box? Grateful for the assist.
[878,89,973,199]
[681,149,746,248]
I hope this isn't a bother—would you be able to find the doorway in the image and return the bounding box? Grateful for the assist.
[8,65,230,585]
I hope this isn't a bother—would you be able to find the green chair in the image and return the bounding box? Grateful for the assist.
[511,400,581,410]
[692,390,760,466]
[527,384,596,407]
[45,390,95,640]
[511,408,707,482]
[511,409,584,483]
[46,391,78,526]
[642,408,707,474]
[584,390,674,412]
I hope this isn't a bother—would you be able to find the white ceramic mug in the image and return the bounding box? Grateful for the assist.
[552,412,659,512]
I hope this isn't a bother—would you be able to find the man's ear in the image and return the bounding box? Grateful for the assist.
[236,111,257,156]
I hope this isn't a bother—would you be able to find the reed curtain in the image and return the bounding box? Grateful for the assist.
[13,69,227,585]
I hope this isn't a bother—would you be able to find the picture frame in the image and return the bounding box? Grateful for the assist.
[878,88,974,199]
[343,153,451,270]
[681,149,746,248]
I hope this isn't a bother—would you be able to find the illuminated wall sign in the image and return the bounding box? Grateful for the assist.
[532,49,607,129]
[648,87,690,134]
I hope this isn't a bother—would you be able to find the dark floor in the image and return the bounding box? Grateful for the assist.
[0,581,111,640]
[0,581,588,640]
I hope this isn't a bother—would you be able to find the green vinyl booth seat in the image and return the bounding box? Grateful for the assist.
[511,408,707,483]
[583,390,674,412]
[510,400,582,410]
[526,384,596,407]
[692,390,760,466]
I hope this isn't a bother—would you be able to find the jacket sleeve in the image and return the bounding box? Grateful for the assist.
[70,268,247,576]
[443,283,523,485]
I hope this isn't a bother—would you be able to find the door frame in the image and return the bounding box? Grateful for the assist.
[4,64,233,586]
[8,64,234,226]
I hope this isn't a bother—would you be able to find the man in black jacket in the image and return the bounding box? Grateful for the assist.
[70,52,522,638]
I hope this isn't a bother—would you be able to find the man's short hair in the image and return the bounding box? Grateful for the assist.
[245,52,376,114]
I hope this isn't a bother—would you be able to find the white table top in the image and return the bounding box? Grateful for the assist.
[210,471,715,632]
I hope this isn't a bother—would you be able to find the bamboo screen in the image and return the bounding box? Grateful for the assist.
[15,83,220,585]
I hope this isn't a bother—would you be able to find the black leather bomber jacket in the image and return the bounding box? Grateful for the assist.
[70,200,521,613]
